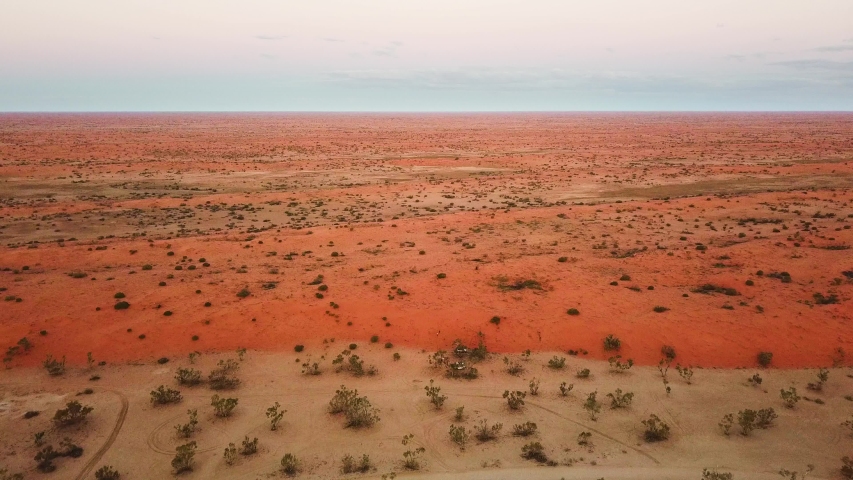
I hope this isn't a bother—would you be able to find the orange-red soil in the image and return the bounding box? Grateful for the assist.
[1,113,852,368]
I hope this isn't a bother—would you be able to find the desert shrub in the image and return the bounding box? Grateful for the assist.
[449,424,470,449]
[702,469,734,480]
[842,415,853,436]
[223,443,238,466]
[294,344,304,352]
[211,395,238,418]
[468,334,489,361]
[778,466,814,480]
[603,334,621,351]
[520,442,548,463]
[503,390,526,410]
[567,308,580,315]
[736,407,777,435]
[547,356,566,369]
[35,445,60,472]
[843,457,853,479]
[474,419,503,441]
[576,368,591,378]
[780,387,801,408]
[583,391,602,420]
[174,409,198,438]
[607,388,634,409]
[208,361,240,390]
[266,402,285,430]
[642,414,670,442]
[150,386,182,405]
[455,406,465,420]
[424,380,447,408]
[661,345,677,361]
[608,355,634,373]
[401,434,425,470]
[748,373,763,386]
[719,413,734,436]
[53,401,93,427]
[528,378,540,395]
[806,368,829,391]
[171,442,197,474]
[43,355,66,376]
[240,436,258,455]
[329,386,380,428]
[577,431,592,446]
[114,301,130,310]
[175,368,202,386]
[559,382,574,396]
[512,421,537,437]
[280,454,300,475]
[675,365,694,384]
[503,356,523,375]
[653,305,669,313]
[429,350,449,369]
[236,288,250,298]
[301,360,321,375]
[94,465,120,480]
[758,351,773,367]
[341,454,373,474]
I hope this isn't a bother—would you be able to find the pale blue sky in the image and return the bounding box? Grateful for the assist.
[1,0,852,111]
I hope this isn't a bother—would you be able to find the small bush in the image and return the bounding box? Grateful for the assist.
[512,421,537,437]
[240,436,258,455]
[583,391,601,420]
[280,453,300,475]
[53,401,93,427]
[174,409,198,438]
[503,356,523,375]
[520,442,548,463]
[702,469,734,480]
[175,368,202,386]
[401,434,425,470]
[576,368,591,378]
[559,382,574,396]
[449,425,470,449]
[547,356,566,369]
[425,380,447,409]
[608,355,634,373]
[266,402,285,430]
[653,306,669,313]
[757,351,773,367]
[150,385,183,405]
[211,395,238,418]
[329,386,380,428]
[503,390,526,410]
[607,388,634,409]
[603,334,621,351]
[843,456,853,479]
[474,419,503,441]
[171,442,197,474]
[114,301,130,310]
[294,344,304,352]
[341,453,372,473]
[780,387,800,408]
[43,355,66,376]
[236,288,250,298]
[642,414,671,442]
[567,308,580,315]
[94,465,121,480]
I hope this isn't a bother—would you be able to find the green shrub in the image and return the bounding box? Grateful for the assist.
[340,453,373,473]
[43,355,66,376]
[280,453,299,475]
[512,421,537,437]
[757,351,773,367]
[171,442,196,474]
[603,334,621,351]
[607,388,634,409]
[567,308,580,315]
[520,442,548,463]
[114,301,130,310]
[94,465,120,480]
[150,386,182,405]
[449,425,470,449]
[294,345,304,352]
[583,391,601,420]
[236,288,250,298]
[547,356,566,369]
[211,395,238,418]
[174,409,198,438]
[53,401,93,427]
[502,390,526,410]
[642,414,670,442]
[474,419,502,441]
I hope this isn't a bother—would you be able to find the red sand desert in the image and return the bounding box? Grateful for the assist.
[1,114,852,479]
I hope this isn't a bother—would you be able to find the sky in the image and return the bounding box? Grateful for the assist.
[1,0,852,111]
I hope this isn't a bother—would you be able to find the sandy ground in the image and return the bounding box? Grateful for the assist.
[1,114,852,478]
[1,349,852,479]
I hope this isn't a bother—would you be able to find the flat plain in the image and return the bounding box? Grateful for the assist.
[1,113,852,479]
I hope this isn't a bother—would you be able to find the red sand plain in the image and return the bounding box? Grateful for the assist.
[1,113,852,369]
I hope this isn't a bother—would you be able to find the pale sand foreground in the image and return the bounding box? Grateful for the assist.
[1,347,851,479]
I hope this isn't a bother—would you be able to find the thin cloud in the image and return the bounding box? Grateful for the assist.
[812,45,853,52]
[770,59,853,71]
[322,37,344,43]
[255,35,288,41]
